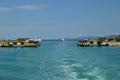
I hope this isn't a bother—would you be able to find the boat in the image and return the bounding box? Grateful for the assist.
[26,38,42,46]
[77,40,90,47]
[98,41,109,46]
[1,42,13,47]
[89,40,99,47]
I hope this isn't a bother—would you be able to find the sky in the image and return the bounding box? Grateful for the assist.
[0,0,120,39]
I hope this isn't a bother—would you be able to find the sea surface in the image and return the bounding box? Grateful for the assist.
[0,41,120,80]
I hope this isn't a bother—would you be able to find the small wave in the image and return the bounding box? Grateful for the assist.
[71,64,83,67]
[61,58,77,65]
[60,64,105,80]
[86,68,105,80]
[61,59,76,61]
[79,78,89,80]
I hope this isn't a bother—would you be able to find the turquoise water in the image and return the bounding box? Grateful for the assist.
[0,41,120,80]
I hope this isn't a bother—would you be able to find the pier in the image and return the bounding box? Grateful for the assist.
[0,38,41,48]
[77,40,120,47]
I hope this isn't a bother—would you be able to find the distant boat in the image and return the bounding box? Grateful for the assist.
[61,38,64,41]
[58,38,65,41]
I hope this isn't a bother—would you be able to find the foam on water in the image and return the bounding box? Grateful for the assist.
[57,59,106,80]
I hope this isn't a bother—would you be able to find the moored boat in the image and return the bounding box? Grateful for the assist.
[77,40,90,47]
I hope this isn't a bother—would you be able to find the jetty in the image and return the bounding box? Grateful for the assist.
[77,40,120,47]
[77,35,120,47]
[0,38,42,48]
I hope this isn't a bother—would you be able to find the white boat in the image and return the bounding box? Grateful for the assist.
[61,38,64,41]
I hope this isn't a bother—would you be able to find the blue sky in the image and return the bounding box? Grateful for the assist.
[0,0,120,39]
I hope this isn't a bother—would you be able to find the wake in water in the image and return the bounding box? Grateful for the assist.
[50,58,106,80]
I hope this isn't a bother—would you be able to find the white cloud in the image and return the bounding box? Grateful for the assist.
[0,7,11,12]
[16,4,48,10]
[0,4,48,12]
